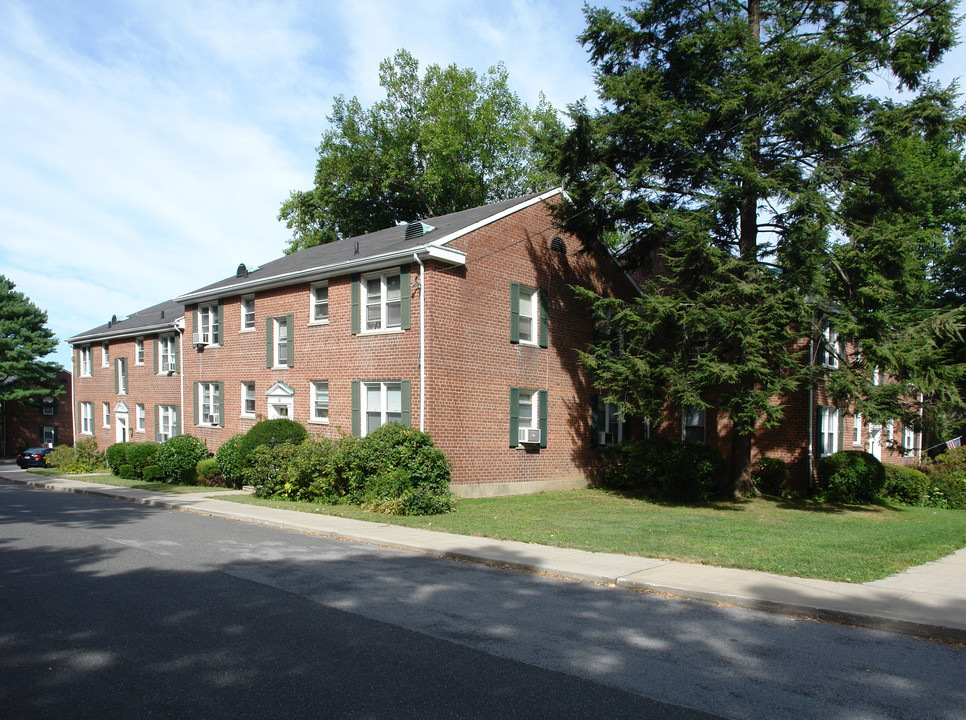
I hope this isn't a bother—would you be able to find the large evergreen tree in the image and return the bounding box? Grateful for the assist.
[560,0,963,496]
[0,275,63,410]
[280,49,564,253]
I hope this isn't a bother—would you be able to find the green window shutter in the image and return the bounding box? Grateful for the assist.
[509,283,520,344]
[192,382,199,426]
[52,427,57,445]
[215,302,223,345]
[114,359,119,394]
[400,380,411,427]
[50,400,57,416]
[400,265,411,331]
[838,410,845,451]
[539,390,548,448]
[350,274,360,335]
[286,314,295,367]
[590,395,599,447]
[154,405,159,440]
[509,387,520,447]
[265,317,273,368]
[192,308,198,337]
[153,338,159,374]
[174,406,180,436]
[351,380,361,436]
[538,290,549,348]
[217,382,224,427]
[77,401,81,434]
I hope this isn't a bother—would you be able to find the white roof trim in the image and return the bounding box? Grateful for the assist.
[68,320,184,346]
[427,188,564,249]
[265,381,295,397]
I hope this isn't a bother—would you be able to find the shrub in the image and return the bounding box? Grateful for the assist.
[155,435,209,483]
[125,442,160,477]
[215,434,246,488]
[196,458,228,487]
[106,442,132,474]
[237,419,308,470]
[142,465,164,482]
[817,451,885,504]
[881,464,931,506]
[752,457,790,496]
[249,442,299,495]
[923,445,966,480]
[47,438,104,474]
[118,464,137,479]
[601,438,726,502]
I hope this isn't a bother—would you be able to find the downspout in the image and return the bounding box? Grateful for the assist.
[414,252,426,432]
[70,349,77,445]
[808,335,814,489]
[176,318,185,436]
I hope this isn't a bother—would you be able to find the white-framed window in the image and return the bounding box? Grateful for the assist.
[102,342,109,367]
[79,347,92,377]
[102,402,110,428]
[241,296,255,332]
[135,338,144,365]
[818,322,839,368]
[117,358,128,395]
[852,413,863,445]
[888,420,895,443]
[510,387,546,447]
[273,316,289,367]
[872,366,881,386]
[310,381,329,422]
[818,406,841,457]
[80,402,93,434]
[158,405,177,442]
[265,382,294,420]
[596,400,623,445]
[518,389,536,431]
[198,303,220,345]
[903,423,920,457]
[159,336,177,374]
[241,382,256,417]
[311,283,329,324]
[42,397,54,416]
[363,381,402,435]
[682,406,706,443]
[198,382,221,426]
[517,286,538,345]
[42,426,55,446]
[136,404,145,432]
[363,273,402,332]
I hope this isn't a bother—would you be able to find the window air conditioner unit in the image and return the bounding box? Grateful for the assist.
[192,332,209,347]
[598,431,615,445]
[209,413,220,426]
[518,427,541,445]
[156,433,167,443]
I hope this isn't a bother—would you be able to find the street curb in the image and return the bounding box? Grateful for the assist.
[5,472,965,644]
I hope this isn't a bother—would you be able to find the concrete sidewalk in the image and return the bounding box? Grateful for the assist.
[3,466,965,644]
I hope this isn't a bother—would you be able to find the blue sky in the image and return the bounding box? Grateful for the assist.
[2,0,964,371]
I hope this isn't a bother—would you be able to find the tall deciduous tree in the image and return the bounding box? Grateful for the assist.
[280,49,564,253]
[560,0,963,496]
[0,275,63,409]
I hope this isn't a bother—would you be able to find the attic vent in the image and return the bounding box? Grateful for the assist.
[236,263,249,278]
[405,221,435,240]
[551,236,567,254]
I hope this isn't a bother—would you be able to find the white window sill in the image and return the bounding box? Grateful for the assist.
[308,418,329,425]
[308,319,330,327]
[239,327,255,334]
[359,327,403,336]
[240,414,256,420]
[135,428,145,434]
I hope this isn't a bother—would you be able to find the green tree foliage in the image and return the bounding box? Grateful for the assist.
[559,0,963,497]
[279,49,564,252]
[0,275,62,408]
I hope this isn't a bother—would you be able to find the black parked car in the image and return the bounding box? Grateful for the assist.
[16,447,52,469]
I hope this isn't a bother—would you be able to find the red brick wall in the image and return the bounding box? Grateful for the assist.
[2,370,73,454]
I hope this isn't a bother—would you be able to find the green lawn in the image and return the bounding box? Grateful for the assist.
[25,468,230,494]
[221,489,966,583]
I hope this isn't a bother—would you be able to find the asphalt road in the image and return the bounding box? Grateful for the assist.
[1,480,963,719]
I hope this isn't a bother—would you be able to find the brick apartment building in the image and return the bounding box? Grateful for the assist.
[69,190,640,496]
[0,369,73,455]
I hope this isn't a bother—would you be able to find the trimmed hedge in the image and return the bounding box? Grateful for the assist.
[196,458,228,487]
[250,423,454,515]
[126,442,160,477]
[881,464,931,506]
[817,451,885,504]
[601,438,726,502]
[237,419,308,472]
[106,442,132,474]
[155,435,209,484]
[215,434,246,488]
[752,457,790,496]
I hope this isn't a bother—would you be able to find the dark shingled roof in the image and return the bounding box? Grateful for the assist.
[177,189,559,301]
[68,298,184,344]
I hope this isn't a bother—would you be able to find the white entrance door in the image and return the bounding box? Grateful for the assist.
[868,424,882,460]
[116,413,129,443]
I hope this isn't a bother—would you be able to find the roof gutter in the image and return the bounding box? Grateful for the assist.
[175,244,466,305]
[68,320,184,346]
